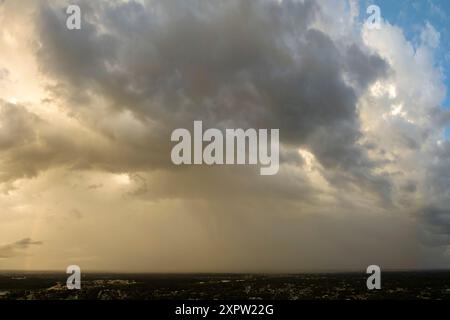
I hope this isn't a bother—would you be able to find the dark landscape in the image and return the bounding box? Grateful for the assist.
[1,271,449,300]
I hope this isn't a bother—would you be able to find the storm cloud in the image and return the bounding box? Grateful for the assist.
[0,0,449,271]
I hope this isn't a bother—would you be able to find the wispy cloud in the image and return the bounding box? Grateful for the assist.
[0,238,43,259]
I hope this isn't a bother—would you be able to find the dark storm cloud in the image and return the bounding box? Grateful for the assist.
[32,0,390,203]
[344,44,389,92]
[418,205,450,248]
[0,238,42,258]
[409,138,450,248]
[422,207,450,235]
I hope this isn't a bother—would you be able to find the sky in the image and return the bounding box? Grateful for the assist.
[0,0,450,273]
